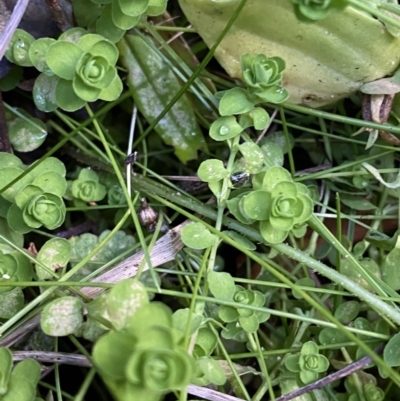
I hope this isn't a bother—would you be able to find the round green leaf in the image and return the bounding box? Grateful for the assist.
[218,305,238,322]
[261,142,284,167]
[36,238,72,280]
[208,271,235,301]
[118,0,149,16]
[194,327,217,357]
[46,41,84,80]
[29,157,66,179]
[0,166,29,202]
[93,331,135,380]
[112,0,141,30]
[0,288,24,319]
[41,296,84,336]
[219,87,254,116]
[209,116,243,141]
[106,279,149,331]
[250,107,270,130]
[382,248,400,290]
[33,73,59,112]
[262,166,292,191]
[197,159,229,183]
[98,74,123,101]
[59,27,88,43]
[55,78,86,112]
[96,5,126,43]
[5,29,34,66]
[9,116,47,152]
[196,357,226,386]
[334,300,360,324]
[0,65,23,92]
[172,308,203,336]
[147,0,168,15]
[384,333,400,367]
[238,142,265,174]
[241,190,271,220]
[181,222,217,249]
[28,38,56,74]
[318,327,349,346]
[32,172,67,196]
[259,219,289,244]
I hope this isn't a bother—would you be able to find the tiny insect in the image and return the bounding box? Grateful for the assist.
[124,151,138,166]
[137,198,168,233]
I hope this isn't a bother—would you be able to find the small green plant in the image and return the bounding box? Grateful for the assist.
[0,153,67,234]
[285,341,330,384]
[208,271,269,336]
[231,166,314,244]
[5,28,123,112]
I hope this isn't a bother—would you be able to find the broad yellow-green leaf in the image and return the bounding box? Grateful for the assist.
[118,34,206,163]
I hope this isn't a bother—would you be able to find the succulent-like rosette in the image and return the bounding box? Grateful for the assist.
[92,303,194,401]
[291,0,347,21]
[8,185,66,234]
[238,166,313,244]
[240,54,289,104]
[45,33,123,110]
[0,244,33,294]
[71,169,107,202]
[218,285,269,334]
[285,341,330,384]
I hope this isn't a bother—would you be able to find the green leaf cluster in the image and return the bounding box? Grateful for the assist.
[5,28,123,112]
[0,153,67,234]
[208,271,269,337]
[0,347,43,401]
[68,169,107,203]
[92,302,195,401]
[285,341,329,384]
[209,53,288,143]
[228,166,313,244]
[68,229,135,280]
[291,0,348,21]
[71,0,168,43]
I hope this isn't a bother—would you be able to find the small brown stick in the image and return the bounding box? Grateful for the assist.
[0,92,12,153]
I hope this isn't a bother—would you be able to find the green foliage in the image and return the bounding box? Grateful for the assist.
[208,271,269,335]
[71,0,168,43]
[70,169,107,203]
[41,296,84,336]
[4,29,34,67]
[0,154,67,234]
[68,230,136,280]
[240,54,289,103]
[118,34,206,163]
[6,28,123,112]
[5,108,48,153]
[285,341,330,384]
[290,0,348,21]
[227,166,313,244]
[36,238,72,280]
[0,347,42,401]
[181,222,218,249]
[93,300,195,401]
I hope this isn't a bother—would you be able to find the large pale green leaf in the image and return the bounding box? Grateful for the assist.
[118,34,206,163]
[178,0,400,107]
